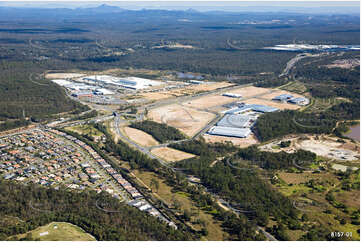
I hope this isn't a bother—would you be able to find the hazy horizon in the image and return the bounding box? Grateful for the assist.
[0,1,359,14]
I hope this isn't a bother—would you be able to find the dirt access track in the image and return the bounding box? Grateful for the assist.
[147,103,216,137]
[151,147,196,162]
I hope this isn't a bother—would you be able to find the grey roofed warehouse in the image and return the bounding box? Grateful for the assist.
[217,114,252,128]
[208,126,251,138]
[224,104,279,114]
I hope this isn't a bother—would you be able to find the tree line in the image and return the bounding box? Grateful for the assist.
[130,120,187,143]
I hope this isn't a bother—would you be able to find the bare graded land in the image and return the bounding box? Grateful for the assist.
[203,133,259,148]
[148,104,216,137]
[294,138,359,161]
[258,89,304,100]
[151,147,196,162]
[183,94,236,109]
[260,135,360,162]
[244,98,301,110]
[45,73,85,79]
[145,82,234,100]
[121,126,159,147]
[189,81,234,92]
[141,92,175,101]
[228,86,270,98]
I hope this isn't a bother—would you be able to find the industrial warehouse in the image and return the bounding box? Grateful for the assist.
[272,94,310,105]
[80,75,163,90]
[208,103,279,138]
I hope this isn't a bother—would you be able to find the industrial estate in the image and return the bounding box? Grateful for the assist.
[0,3,359,242]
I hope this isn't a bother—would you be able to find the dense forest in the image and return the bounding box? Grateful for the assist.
[254,110,336,142]
[0,61,88,122]
[130,120,187,143]
[0,119,30,132]
[0,180,193,241]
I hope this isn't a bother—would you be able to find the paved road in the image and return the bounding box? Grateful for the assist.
[113,114,278,241]
[279,53,308,77]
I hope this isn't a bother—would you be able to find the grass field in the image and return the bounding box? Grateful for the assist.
[65,124,103,139]
[151,147,196,162]
[7,222,95,241]
[275,168,360,241]
[301,97,349,113]
[279,81,308,94]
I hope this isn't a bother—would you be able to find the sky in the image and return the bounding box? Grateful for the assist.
[0,1,359,14]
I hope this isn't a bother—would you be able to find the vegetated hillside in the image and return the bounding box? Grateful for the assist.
[172,139,304,240]
[0,61,87,121]
[235,145,317,170]
[72,124,265,241]
[0,6,359,77]
[0,180,193,241]
[254,110,336,142]
[130,120,187,143]
[254,52,360,142]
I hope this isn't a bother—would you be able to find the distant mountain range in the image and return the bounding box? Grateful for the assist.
[0,3,359,15]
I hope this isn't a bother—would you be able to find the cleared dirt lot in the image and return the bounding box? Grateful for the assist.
[151,147,195,162]
[243,98,300,110]
[189,81,234,92]
[148,104,216,137]
[228,86,270,98]
[260,135,360,161]
[45,73,85,79]
[203,133,259,148]
[141,92,175,101]
[121,127,159,147]
[183,95,236,109]
[258,89,304,100]
[295,138,359,161]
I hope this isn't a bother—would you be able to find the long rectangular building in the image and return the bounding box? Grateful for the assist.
[208,126,251,138]
[81,75,162,90]
[224,104,279,114]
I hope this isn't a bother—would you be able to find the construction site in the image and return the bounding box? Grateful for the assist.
[47,70,311,152]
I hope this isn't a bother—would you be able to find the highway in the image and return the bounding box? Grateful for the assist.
[279,53,308,77]
[279,52,326,78]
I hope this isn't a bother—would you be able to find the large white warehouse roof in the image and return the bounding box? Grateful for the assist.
[208,126,251,138]
[81,75,162,89]
[217,114,251,128]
